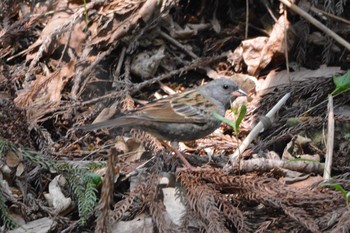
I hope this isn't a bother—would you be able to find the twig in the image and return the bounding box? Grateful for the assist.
[224,157,324,174]
[279,0,350,50]
[112,47,127,88]
[263,0,278,23]
[159,30,198,59]
[57,26,73,68]
[283,6,291,84]
[245,0,249,39]
[323,95,334,180]
[299,1,350,25]
[224,93,291,170]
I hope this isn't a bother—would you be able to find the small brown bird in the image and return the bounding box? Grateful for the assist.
[82,78,246,168]
[82,78,246,140]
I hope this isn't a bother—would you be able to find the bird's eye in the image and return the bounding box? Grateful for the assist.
[223,84,229,89]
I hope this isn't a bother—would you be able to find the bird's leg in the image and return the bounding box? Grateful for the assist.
[159,140,196,170]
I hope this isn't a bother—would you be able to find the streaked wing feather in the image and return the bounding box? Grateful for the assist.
[135,91,212,123]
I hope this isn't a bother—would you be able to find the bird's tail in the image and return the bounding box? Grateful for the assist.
[79,116,141,131]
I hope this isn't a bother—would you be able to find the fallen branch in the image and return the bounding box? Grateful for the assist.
[224,157,324,174]
[279,0,350,50]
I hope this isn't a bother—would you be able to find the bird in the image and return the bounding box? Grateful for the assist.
[82,78,246,168]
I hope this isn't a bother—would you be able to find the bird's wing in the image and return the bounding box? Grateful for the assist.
[136,90,215,124]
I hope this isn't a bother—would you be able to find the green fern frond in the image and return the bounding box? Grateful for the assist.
[0,138,102,226]
[0,138,11,155]
[0,190,19,230]
[59,164,100,225]
[78,175,99,225]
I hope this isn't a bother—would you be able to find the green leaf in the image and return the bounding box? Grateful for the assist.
[231,105,239,115]
[346,192,350,208]
[322,183,347,198]
[331,71,350,95]
[84,173,102,188]
[233,104,247,135]
[213,112,235,129]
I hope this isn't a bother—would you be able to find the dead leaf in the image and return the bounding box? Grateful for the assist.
[15,163,25,177]
[287,175,323,189]
[257,66,343,94]
[111,214,153,233]
[8,217,56,233]
[43,175,71,214]
[230,16,294,75]
[6,150,22,168]
[14,61,74,120]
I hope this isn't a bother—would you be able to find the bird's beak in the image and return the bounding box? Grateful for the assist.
[232,88,247,97]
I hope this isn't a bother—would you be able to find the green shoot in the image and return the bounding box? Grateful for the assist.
[213,103,247,137]
[322,183,350,210]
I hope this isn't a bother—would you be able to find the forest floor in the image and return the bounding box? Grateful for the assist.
[1,0,350,232]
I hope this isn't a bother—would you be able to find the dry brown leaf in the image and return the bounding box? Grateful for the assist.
[5,150,22,168]
[257,66,343,93]
[114,136,145,162]
[15,61,74,108]
[230,16,293,75]
[15,163,25,177]
[230,36,267,74]
[13,2,83,61]
[90,0,159,46]
[287,175,323,189]
[92,104,119,125]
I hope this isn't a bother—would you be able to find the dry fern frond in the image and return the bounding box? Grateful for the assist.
[177,170,245,232]
[130,129,163,154]
[329,210,350,232]
[175,168,346,232]
[179,208,207,233]
[335,0,347,14]
[109,182,146,223]
[109,157,165,227]
[293,20,309,64]
[281,205,320,232]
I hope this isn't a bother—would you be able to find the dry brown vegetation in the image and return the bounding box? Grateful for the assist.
[0,0,350,232]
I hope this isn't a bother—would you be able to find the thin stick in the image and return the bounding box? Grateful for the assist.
[224,93,291,170]
[323,95,334,180]
[300,1,350,25]
[112,47,126,87]
[279,0,350,50]
[159,30,198,59]
[283,7,291,84]
[245,0,249,39]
